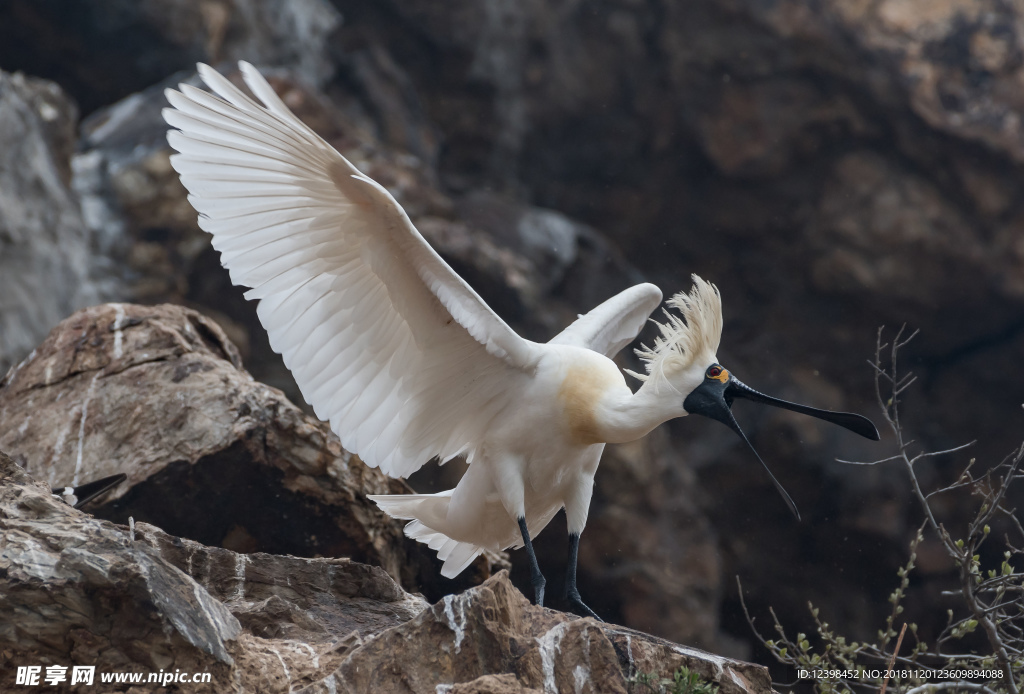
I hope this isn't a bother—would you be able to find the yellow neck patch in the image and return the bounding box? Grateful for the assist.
[558,364,614,445]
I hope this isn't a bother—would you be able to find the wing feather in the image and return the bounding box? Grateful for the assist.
[549,283,662,358]
[165,61,541,477]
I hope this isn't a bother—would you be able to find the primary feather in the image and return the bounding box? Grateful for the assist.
[164,62,543,478]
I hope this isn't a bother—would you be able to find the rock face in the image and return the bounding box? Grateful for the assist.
[0,302,507,598]
[0,0,341,114]
[0,449,772,694]
[0,71,116,376]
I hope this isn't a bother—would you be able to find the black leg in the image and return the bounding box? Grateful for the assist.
[564,533,601,620]
[518,517,546,606]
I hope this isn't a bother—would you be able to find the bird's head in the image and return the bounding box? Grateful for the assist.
[628,275,880,520]
[681,361,879,519]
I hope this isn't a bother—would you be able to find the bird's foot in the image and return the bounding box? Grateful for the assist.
[532,577,547,607]
[565,588,602,621]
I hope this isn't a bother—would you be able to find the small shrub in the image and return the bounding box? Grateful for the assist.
[741,327,1024,694]
[628,664,720,694]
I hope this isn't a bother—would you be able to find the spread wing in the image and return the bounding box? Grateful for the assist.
[163,61,542,478]
[549,283,662,357]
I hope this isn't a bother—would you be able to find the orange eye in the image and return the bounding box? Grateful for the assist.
[707,366,722,378]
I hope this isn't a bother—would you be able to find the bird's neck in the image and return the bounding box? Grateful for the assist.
[593,378,684,444]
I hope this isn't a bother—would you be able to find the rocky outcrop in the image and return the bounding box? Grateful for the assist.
[0,302,506,597]
[0,449,772,693]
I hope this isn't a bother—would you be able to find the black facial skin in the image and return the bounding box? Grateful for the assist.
[683,364,880,520]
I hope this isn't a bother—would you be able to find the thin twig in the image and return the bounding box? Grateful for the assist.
[837,454,906,466]
[880,623,908,694]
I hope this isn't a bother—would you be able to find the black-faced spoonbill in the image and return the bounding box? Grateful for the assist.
[163,62,880,619]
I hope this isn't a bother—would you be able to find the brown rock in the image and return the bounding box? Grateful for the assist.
[0,447,424,693]
[450,674,542,694]
[0,449,240,688]
[807,150,985,305]
[0,449,772,694]
[0,302,503,594]
[315,568,768,694]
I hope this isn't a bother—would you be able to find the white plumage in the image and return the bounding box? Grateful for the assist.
[164,62,878,617]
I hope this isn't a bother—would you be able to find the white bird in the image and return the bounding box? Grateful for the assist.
[163,62,879,618]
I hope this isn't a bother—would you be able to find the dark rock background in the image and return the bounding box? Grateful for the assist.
[2,0,1022,673]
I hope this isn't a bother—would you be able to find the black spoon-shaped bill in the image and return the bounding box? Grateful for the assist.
[726,377,880,441]
[684,367,880,518]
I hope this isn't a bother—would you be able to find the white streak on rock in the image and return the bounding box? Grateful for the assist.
[574,665,589,694]
[442,594,467,653]
[297,642,319,669]
[728,670,748,689]
[6,348,36,383]
[270,647,292,692]
[48,418,72,486]
[435,685,453,694]
[72,373,101,487]
[536,621,569,694]
[573,625,592,693]
[233,554,248,601]
[673,645,726,679]
[112,303,126,358]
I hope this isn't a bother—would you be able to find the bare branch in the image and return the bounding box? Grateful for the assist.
[836,454,906,466]
[912,441,977,464]
[752,328,1023,694]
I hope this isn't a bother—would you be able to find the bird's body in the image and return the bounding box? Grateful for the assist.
[163,62,879,617]
[374,344,637,577]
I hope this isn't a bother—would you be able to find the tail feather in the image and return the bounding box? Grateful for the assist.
[367,491,451,522]
[369,493,483,578]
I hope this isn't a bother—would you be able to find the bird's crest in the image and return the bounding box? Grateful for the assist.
[625,275,723,388]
